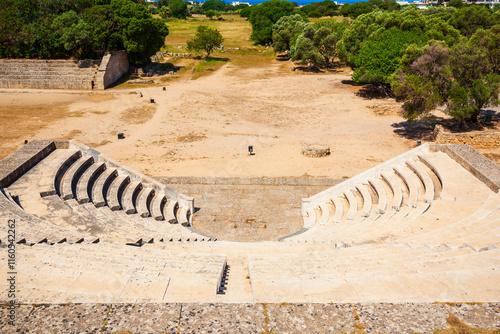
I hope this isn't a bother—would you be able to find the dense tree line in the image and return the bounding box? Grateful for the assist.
[266,3,500,125]
[155,0,249,19]
[0,0,168,64]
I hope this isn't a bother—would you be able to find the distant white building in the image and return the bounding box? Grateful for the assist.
[232,1,250,5]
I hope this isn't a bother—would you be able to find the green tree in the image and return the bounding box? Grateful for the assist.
[390,41,452,122]
[202,0,226,12]
[170,0,189,19]
[187,25,224,59]
[240,5,252,18]
[52,10,90,57]
[249,0,295,45]
[341,1,375,18]
[351,27,427,86]
[447,0,463,9]
[205,9,216,19]
[272,14,307,52]
[469,25,500,74]
[391,40,500,126]
[448,5,494,37]
[290,20,345,68]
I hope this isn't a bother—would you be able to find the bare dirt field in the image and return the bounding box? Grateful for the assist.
[0,62,421,180]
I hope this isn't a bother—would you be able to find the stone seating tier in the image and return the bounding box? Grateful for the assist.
[0,59,100,90]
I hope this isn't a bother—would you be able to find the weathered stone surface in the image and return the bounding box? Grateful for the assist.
[168,182,334,242]
[447,303,500,329]
[434,124,500,148]
[0,304,33,334]
[302,143,331,158]
[179,303,264,334]
[267,303,355,334]
[103,304,181,333]
[431,143,500,192]
[19,304,109,334]
[0,59,100,90]
[355,302,449,334]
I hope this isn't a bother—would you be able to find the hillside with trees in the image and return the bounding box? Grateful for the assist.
[0,0,168,64]
[250,1,499,125]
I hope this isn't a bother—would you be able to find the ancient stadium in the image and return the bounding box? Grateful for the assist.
[1,47,500,334]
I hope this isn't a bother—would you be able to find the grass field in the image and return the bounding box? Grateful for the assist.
[163,15,275,68]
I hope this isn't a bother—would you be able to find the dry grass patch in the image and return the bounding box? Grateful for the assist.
[90,110,110,115]
[120,102,157,124]
[434,312,499,334]
[0,103,71,159]
[177,132,207,143]
[85,93,116,102]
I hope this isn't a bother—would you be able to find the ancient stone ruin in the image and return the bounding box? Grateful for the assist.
[0,51,129,90]
[1,140,499,331]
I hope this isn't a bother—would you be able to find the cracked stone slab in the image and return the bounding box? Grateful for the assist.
[0,304,33,334]
[267,303,355,334]
[447,303,500,329]
[103,303,181,333]
[179,303,264,334]
[355,303,448,334]
[19,304,110,334]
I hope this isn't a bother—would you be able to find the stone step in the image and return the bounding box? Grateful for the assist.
[151,193,167,221]
[122,181,143,214]
[40,149,81,197]
[107,175,130,211]
[380,171,403,211]
[137,187,155,218]
[76,162,106,204]
[92,168,118,207]
[61,155,94,200]
[164,200,179,224]
[406,159,435,204]
[369,177,387,214]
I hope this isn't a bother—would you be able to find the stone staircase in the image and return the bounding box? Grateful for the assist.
[0,140,499,304]
[0,59,100,90]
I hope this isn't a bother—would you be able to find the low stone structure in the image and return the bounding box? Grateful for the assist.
[301,143,331,157]
[0,51,129,90]
[95,50,129,90]
[434,124,500,148]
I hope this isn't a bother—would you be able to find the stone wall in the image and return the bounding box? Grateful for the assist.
[0,59,100,90]
[434,124,500,147]
[0,140,57,188]
[95,50,129,90]
[0,51,128,90]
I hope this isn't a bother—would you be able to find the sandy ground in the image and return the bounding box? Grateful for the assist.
[0,63,416,179]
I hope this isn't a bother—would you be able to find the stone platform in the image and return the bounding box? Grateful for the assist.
[2,302,499,333]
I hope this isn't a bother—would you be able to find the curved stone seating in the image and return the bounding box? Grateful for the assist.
[137,187,155,218]
[40,149,81,197]
[107,175,130,211]
[122,181,143,214]
[331,196,344,224]
[76,162,106,204]
[92,168,118,207]
[177,206,192,227]
[164,200,179,224]
[304,207,317,228]
[151,194,167,221]
[356,184,372,218]
[393,165,420,208]
[368,178,387,214]
[344,189,358,221]
[319,202,332,226]
[406,159,435,204]
[61,155,94,200]
[380,171,403,211]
